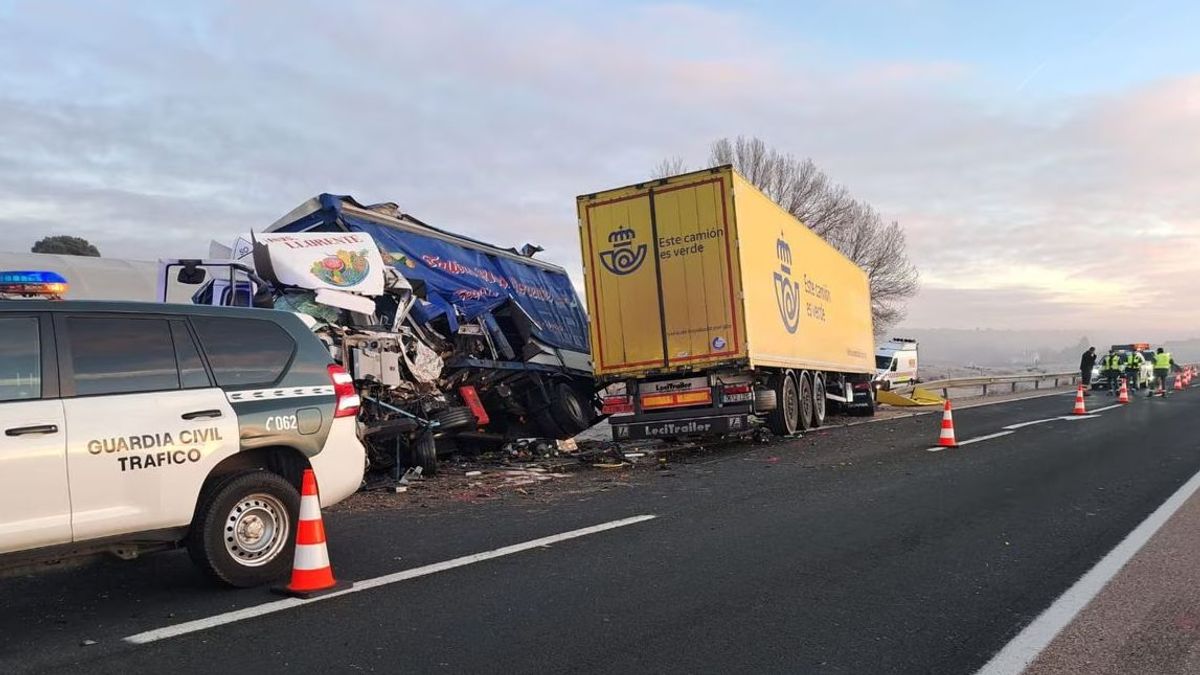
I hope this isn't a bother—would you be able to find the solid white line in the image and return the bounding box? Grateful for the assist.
[958,431,1014,446]
[1059,414,1100,421]
[1002,418,1058,431]
[976,466,1200,675]
[125,514,658,645]
[1089,403,1124,413]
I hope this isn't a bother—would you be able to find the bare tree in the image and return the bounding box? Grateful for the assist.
[656,136,918,334]
[651,156,689,179]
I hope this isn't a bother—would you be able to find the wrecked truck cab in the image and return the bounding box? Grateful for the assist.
[163,196,599,476]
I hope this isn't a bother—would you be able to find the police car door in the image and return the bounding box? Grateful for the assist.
[56,314,239,542]
[0,313,70,553]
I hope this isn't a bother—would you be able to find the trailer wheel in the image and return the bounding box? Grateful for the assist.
[797,371,815,431]
[766,371,799,436]
[410,429,438,475]
[811,374,827,427]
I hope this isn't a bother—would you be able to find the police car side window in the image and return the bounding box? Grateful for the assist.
[170,320,210,389]
[0,317,40,401]
[66,317,180,396]
[191,317,294,387]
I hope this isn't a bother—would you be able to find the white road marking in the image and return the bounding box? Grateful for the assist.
[1002,418,1058,431]
[976,466,1200,675]
[958,431,1014,446]
[1059,414,1100,421]
[1089,403,1124,413]
[926,430,1014,452]
[124,514,658,645]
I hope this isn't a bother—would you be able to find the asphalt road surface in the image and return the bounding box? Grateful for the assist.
[3,387,1198,674]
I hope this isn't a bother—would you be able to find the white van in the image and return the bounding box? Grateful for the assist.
[874,338,920,390]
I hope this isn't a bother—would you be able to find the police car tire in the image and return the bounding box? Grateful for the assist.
[411,429,438,476]
[187,471,299,588]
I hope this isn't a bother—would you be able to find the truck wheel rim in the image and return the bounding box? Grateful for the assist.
[224,493,289,567]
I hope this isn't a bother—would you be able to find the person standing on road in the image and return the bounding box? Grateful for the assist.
[1103,350,1123,395]
[1151,347,1177,396]
[1080,347,1097,396]
[1125,350,1145,392]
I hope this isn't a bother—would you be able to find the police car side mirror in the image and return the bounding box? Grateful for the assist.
[177,262,207,285]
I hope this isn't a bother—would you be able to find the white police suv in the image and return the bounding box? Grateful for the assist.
[0,300,365,586]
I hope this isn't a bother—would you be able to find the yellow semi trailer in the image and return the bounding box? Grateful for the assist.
[578,166,875,440]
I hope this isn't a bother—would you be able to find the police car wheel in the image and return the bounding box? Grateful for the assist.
[188,471,299,588]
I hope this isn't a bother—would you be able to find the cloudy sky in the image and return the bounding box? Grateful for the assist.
[1,0,1197,334]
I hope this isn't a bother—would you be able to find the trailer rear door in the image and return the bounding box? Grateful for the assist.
[579,168,744,377]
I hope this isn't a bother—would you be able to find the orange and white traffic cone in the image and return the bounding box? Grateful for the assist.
[1174,375,1183,392]
[937,400,958,448]
[1117,378,1130,404]
[1072,384,1088,415]
[276,469,349,598]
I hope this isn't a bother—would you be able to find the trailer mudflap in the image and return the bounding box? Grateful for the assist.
[612,414,751,440]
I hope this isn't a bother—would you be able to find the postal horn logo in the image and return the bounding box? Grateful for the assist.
[773,233,800,334]
[599,225,647,276]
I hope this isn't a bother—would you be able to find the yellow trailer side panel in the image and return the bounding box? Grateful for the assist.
[578,170,745,377]
[731,172,874,372]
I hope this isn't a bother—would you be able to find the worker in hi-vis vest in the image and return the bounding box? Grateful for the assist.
[1125,350,1145,390]
[1151,347,1177,396]
[1103,350,1124,394]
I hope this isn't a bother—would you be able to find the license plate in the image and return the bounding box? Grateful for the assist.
[612,415,749,440]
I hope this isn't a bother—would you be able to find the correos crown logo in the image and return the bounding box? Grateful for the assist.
[599,225,647,276]
[772,233,800,333]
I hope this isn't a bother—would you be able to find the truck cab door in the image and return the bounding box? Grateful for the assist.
[0,314,71,553]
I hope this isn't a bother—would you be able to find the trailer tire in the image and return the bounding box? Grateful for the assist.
[811,374,827,427]
[410,429,438,475]
[797,371,815,432]
[766,371,799,436]
[435,406,476,433]
[550,382,593,436]
[852,388,876,417]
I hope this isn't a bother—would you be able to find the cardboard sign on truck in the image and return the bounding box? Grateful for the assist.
[579,166,875,440]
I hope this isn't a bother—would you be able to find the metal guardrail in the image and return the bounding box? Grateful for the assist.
[914,371,1080,399]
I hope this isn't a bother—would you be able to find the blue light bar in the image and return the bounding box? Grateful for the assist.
[0,270,69,298]
[0,270,67,285]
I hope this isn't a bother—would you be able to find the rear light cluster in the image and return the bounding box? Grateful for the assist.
[602,395,634,416]
[327,364,361,418]
[721,383,753,404]
[641,390,712,410]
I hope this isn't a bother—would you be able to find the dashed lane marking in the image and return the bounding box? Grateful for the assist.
[926,431,1015,452]
[124,514,658,645]
[1002,418,1059,431]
